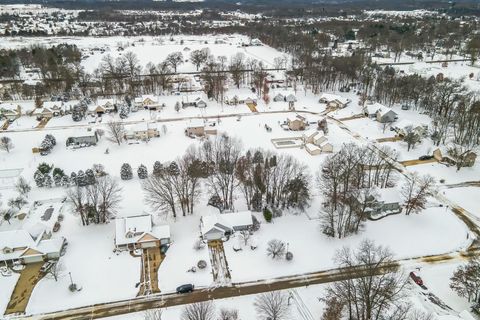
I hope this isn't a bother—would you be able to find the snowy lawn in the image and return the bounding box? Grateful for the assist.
[224,206,469,283]
[443,187,480,219]
[0,272,20,315]
[25,211,140,314]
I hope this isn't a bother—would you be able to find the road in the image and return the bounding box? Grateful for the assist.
[18,247,480,320]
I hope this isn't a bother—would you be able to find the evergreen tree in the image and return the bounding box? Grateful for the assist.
[119,104,129,119]
[44,174,53,188]
[60,175,70,187]
[120,163,133,180]
[85,169,96,185]
[153,161,163,176]
[37,162,52,175]
[167,161,180,176]
[137,164,148,179]
[77,170,87,187]
[70,172,77,185]
[34,170,45,187]
[45,134,56,146]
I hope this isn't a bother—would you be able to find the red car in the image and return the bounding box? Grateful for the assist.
[410,271,423,286]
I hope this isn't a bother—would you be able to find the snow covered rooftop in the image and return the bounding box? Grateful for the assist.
[187,119,205,128]
[375,188,402,204]
[115,214,170,247]
[200,211,253,236]
[0,230,35,251]
[320,93,349,105]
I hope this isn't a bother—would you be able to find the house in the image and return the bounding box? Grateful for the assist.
[0,230,66,264]
[356,188,403,218]
[114,214,171,251]
[0,103,22,121]
[317,139,334,153]
[273,91,297,103]
[305,143,322,156]
[200,211,253,241]
[363,103,384,118]
[302,129,321,144]
[319,93,350,109]
[89,99,115,115]
[31,107,53,120]
[393,120,428,137]
[376,106,398,123]
[287,114,307,131]
[182,95,207,108]
[186,119,206,137]
[125,125,160,141]
[225,95,257,106]
[66,130,99,147]
[135,95,161,111]
[42,101,66,116]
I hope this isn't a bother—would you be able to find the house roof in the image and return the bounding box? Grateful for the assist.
[303,129,319,139]
[187,119,205,128]
[201,211,253,236]
[305,143,321,153]
[115,214,170,246]
[320,93,349,105]
[0,230,35,251]
[375,188,402,204]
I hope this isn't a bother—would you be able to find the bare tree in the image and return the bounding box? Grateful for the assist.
[166,52,184,73]
[450,258,480,303]
[181,301,216,320]
[240,230,251,246]
[266,239,286,259]
[254,291,290,320]
[46,261,65,282]
[321,297,344,320]
[201,134,242,211]
[15,176,31,198]
[66,185,88,226]
[142,169,178,218]
[403,126,421,151]
[8,196,27,210]
[106,121,125,145]
[144,308,163,320]
[0,136,14,153]
[218,308,239,320]
[323,240,407,320]
[401,174,435,215]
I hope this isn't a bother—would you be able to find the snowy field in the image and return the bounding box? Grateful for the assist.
[0,35,287,73]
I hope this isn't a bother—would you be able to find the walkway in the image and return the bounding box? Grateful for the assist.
[399,158,438,167]
[5,262,45,315]
[208,240,231,286]
[137,247,163,296]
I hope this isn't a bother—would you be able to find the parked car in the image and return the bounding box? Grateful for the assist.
[409,271,423,286]
[419,155,433,161]
[401,104,410,110]
[176,284,194,294]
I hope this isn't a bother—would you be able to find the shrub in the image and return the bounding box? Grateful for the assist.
[286,251,293,261]
[263,207,273,223]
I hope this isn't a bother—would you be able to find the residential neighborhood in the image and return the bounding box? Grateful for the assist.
[0,1,480,319]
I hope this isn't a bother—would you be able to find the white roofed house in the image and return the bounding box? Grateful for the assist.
[273,90,297,109]
[42,101,65,116]
[319,93,351,109]
[0,103,22,121]
[89,99,115,115]
[393,120,428,137]
[287,114,307,131]
[0,229,66,265]
[124,124,160,141]
[114,214,171,252]
[200,211,253,241]
[376,106,398,123]
[137,95,161,111]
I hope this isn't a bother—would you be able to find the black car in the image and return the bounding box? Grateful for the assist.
[176,284,194,294]
[419,155,433,161]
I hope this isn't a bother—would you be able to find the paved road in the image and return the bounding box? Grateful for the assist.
[18,247,480,320]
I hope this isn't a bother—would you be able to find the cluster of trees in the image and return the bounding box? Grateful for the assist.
[370,70,480,163]
[318,143,435,238]
[171,290,290,320]
[142,135,310,219]
[0,176,31,225]
[317,143,398,238]
[66,174,122,226]
[450,258,480,307]
[322,240,431,320]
